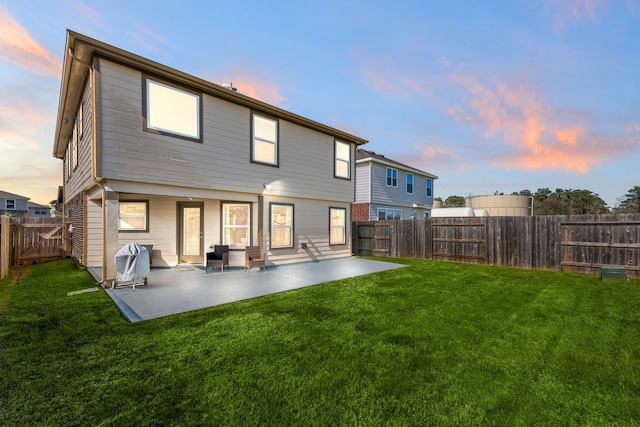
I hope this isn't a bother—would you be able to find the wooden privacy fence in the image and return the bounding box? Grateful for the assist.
[0,216,68,279]
[353,214,640,278]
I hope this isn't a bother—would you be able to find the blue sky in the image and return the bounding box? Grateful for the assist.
[1,0,639,207]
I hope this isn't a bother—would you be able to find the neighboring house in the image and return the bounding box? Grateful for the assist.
[352,149,437,221]
[53,31,367,284]
[0,190,29,217]
[28,202,52,218]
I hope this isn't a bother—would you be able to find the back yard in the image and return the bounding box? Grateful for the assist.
[1,259,639,425]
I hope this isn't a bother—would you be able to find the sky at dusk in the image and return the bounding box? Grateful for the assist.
[1,0,639,207]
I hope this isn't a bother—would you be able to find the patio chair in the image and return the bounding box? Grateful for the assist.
[206,245,229,273]
[245,245,265,272]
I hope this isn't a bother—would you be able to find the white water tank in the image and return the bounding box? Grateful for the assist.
[431,207,476,217]
[466,195,532,216]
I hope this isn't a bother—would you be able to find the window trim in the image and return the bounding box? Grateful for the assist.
[386,167,398,187]
[329,207,347,246]
[269,203,294,249]
[406,173,413,194]
[5,199,15,210]
[426,178,433,198]
[250,112,279,167]
[142,75,203,142]
[334,140,351,180]
[72,117,78,171]
[221,202,252,249]
[118,201,149,232]
[378,208,401,220]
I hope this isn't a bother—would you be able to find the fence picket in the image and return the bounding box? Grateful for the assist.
[353,214,640,278]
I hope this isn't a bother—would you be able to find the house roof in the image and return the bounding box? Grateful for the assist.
[0,190,30,200]
[53,30,368,159]
[28,202,50,209]
[356,149,438,179]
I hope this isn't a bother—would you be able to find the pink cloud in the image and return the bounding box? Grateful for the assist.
[132,24,167,55]
[549,0,607,31]
[219,72,286,106]
[448,71,639,174]
[0,6,61,77]
[357,54,430,99]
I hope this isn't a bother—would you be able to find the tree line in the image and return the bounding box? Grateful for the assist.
[437,186,640,215]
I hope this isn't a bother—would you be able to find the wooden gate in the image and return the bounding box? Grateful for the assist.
[354,221,390,256]
[432,218,486,263]
[12,218,67,266]
[560,218,640,275]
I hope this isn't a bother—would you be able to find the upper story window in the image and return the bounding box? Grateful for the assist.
[406,173,413,194]
[386,168,397,187]
[144,77,202,141]
[72,117,78,170]
[6,199,15,210]
[270,203,294,249]
[78,101,84,140]
[251,113,278,166]
[118,201,149,231]
[334,140,351,179]
[426,178,433,197]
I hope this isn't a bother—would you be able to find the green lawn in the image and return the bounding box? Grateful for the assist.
[1,259,639,426]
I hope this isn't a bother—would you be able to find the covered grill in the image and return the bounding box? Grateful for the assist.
[113,243,150,290]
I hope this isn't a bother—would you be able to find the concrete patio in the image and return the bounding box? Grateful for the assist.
[105,257,404,322]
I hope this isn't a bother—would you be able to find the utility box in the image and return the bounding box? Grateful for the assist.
[601,266,627,281]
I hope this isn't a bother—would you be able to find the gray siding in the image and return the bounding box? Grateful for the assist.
[355,163,370,203]
[98,59,355,204]
[64,82,93,203]
[370,162,433,208]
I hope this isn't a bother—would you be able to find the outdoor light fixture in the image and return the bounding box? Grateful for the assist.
[263,183,270,190]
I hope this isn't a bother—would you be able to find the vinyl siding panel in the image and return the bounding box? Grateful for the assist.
[86,198,102,267]
[355,163,370,203]
[64,82,93,202]
[117,197,178,267]
[370,162,432,208]
[99,59,354,204]
[263,196,351,265]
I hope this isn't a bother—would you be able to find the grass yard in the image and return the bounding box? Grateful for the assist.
[1,259,639,426]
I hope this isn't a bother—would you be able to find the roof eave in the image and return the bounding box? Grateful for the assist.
[53,30,368,159]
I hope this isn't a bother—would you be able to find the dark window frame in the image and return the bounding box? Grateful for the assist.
[334,140,351,180]
[250,111,280,168]
[329,206,347,246]
[118,200,150,232]
[142,74,203,143]
[269,202,295,249]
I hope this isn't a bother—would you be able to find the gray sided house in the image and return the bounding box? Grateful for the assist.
[353,149,437,221]
[0,190,29,217]
[28,202,51,218]
[53,31,367,285]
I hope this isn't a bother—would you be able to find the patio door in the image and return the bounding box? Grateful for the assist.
[178,202,204,264]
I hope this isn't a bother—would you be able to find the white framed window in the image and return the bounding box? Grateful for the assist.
[6,199,15,210]
[270,203,294,249]
[72,117,78,170]
[329,207,346,245]
[335,140,351,179]
[406,173,413,194]
[251,113,278,166]
[118,201,148,231]
[78,101,84,139]
[144,78,201,140]
[65,144,71,179]
[386,168,397,187]
[223,203,250,248]
[378,208,401,220]
[426,178,433,197]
